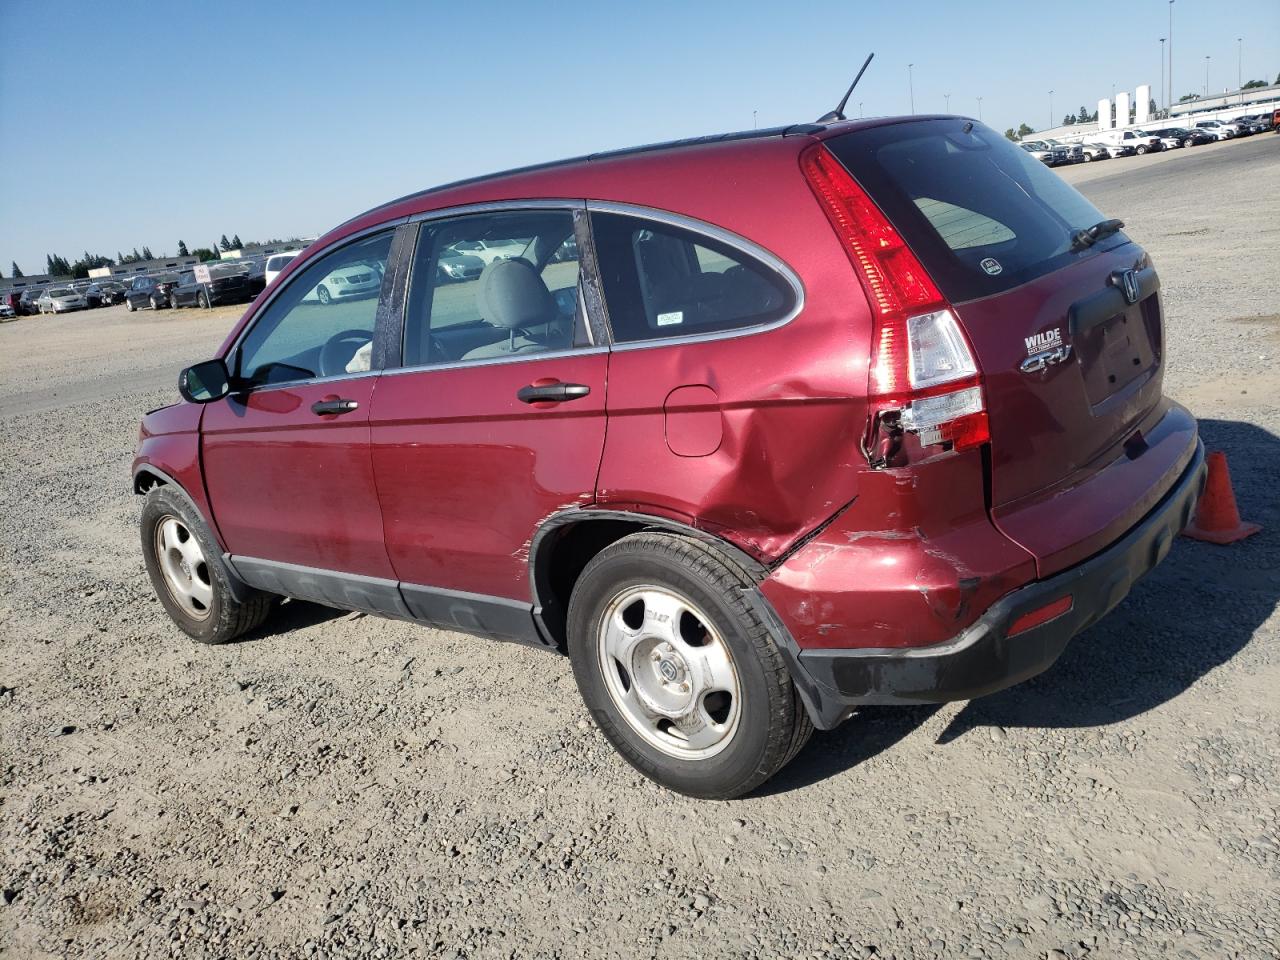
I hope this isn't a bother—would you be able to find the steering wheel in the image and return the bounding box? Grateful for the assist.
[318,328,373,377]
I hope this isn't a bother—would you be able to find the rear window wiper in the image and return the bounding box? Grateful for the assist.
[1070,218,1125,252]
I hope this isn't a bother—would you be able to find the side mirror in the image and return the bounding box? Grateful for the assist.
[178,358,231,404]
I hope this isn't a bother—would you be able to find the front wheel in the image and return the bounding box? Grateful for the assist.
[317,285,332,305]
[140,486,274,644]
[197,289,209,309]
[568,533,812,799]
[126,298,136,312]
[169,293,179,309]
[1135,145,1148,155]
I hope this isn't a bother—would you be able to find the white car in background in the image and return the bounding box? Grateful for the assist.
[306,261,382,305]
[447,238,527,265]
[263,251,301,287]
[37,287,87,314]
[1194,120,1236,140]
[0,302,15,320]
[1099,129,1163,155]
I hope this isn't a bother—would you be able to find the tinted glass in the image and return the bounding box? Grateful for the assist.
[825,119,1123,302]
[402,210,581,367]
[590,212,793,343]
[236,231,392,386]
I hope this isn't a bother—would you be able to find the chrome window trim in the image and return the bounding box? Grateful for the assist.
[381,344,609,379]
[585,200,805,352]
[406,198,586,224]
[224,217,408,384]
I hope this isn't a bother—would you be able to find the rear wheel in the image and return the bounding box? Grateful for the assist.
[169,292,179,309]
[140,486,274,644]
[567,533,812,799]
[126,298,136,312]
[198,289,209,309]
[149,295,160,309]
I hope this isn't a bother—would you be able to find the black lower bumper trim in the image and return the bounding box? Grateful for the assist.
[787,440,1206,729]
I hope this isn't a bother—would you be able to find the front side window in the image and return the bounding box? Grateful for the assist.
[235,230,392,387]
[402,209,582,367]
[590,212,794,344]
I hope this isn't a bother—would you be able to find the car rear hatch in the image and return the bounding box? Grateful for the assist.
[823,119,1196,577]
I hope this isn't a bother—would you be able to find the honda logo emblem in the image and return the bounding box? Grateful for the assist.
[1114,268,1141,305]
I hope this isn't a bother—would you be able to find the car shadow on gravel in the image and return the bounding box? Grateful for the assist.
[229,597,347,643]
[760,418,1277,793]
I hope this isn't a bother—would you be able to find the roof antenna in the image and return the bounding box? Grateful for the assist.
[817,52,875,123]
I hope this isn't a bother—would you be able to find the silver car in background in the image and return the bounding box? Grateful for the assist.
[37,287,87,314]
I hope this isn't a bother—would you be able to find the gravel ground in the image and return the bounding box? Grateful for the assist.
[2,136,1278,960]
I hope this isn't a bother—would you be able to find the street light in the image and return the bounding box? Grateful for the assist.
[908,63,915,114]
[858,101,864,118]
[1168,1,1175,115]
[1204,55,1210,98]
[1237,37,1243,90]
[1049,89,1054,128]
[1159,38,1166,116]
[944,92,950,112]
[976,96,983,121]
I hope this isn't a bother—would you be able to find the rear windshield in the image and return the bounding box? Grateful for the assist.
[825,118,1127,302]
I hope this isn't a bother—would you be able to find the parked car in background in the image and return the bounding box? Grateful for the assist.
[2,291,23,316]
[37,286,87,314]
[0,301,14,320]
[1099,129,1163,155]
[1080,143,1112,161]
[305,261,383,304]
[1045,139,1084,163]
[124,274,183,311]
[437,247,485,282]
[1150,127,1213,148]
[18,288,44,315]
[134,116,1205,799]
[1019,141,1056,165]
[1193,120,1235,140]
[447,238,527,265]
[242,260,268,299]
[85,281,127,307]
[264,251,301,287]
[170,266,255,309]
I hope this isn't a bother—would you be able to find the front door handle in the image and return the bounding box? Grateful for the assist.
[517,381,591,404]
[311,398,360,416]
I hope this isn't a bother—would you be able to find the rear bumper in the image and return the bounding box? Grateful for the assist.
[773,440,1206,729]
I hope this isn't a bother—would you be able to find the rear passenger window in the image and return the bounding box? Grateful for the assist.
[590,212,794,343]
[402,209,584,367]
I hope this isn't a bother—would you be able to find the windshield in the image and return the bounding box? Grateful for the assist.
[826,118,1123,302]
[49,288,74,297]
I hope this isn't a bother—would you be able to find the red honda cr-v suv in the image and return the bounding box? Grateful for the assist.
[134,116,1205,799]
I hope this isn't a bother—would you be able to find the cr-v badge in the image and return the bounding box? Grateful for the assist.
[1021,326,1072,373]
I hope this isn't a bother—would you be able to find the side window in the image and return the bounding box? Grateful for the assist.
[590,212,794,344]
[403,209,582,367]
[235,230,393,387]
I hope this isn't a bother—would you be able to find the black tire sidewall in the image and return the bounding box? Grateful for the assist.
[141,487,245,644]
[568,538,783,799]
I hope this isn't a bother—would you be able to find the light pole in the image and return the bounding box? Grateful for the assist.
[944,93,950,112]
[1168,1,1174,111]
[1204,55,1210,98]
[976,96,983,121]
[858,101,864,118]
[1237,37,1242,90]
[752,110,757,130]
[1049,89,1054,128]
[908,63,915,114]
[1159,38,1166,116]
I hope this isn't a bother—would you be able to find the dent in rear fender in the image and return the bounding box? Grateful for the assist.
[761,454,1037,651]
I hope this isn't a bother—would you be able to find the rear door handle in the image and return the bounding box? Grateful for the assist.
[517,382,591,404]
[311,398,360,416]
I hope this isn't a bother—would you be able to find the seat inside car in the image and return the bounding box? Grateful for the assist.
[462,258,570,360]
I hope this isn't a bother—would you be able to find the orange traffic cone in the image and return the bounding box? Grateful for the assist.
[1182,451,1261,544]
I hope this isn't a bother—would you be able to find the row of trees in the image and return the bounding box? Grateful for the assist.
[4,233,247,280]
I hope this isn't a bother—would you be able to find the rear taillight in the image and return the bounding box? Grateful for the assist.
[800,143,989,464]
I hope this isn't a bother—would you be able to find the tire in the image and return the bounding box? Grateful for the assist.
[1136,145,1147,155]
[317,285,331,305]
[567,532,812,799]
[126,298,135,312]
[169,293,179,309]
[198,290,209,309]
[140,485,274,645]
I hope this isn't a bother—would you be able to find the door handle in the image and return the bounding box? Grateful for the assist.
[311,398,360,416]
[517,382,591,404]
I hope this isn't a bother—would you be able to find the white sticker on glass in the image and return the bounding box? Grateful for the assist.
[656,311,684,327]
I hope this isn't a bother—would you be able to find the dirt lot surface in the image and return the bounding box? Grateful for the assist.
[2,135,1278,960]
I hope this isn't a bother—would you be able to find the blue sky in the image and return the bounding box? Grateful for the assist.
[2,0,1276,275]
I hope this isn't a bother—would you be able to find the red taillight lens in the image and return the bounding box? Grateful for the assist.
[800,142,989,455]
[1007,595,1074,637]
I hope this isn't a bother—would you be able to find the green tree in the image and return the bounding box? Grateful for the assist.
[219,234,232,252]
[231,234,243,250]
[1017,122,1035,139]
[1242,79,1267,90]
[9,262,21,278]
[1004,127,1018,141]
[116,251,125,264]
[132,247,143,262]
[141,246,154,260]
[192,247,219,263]
[177,240,190,257]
